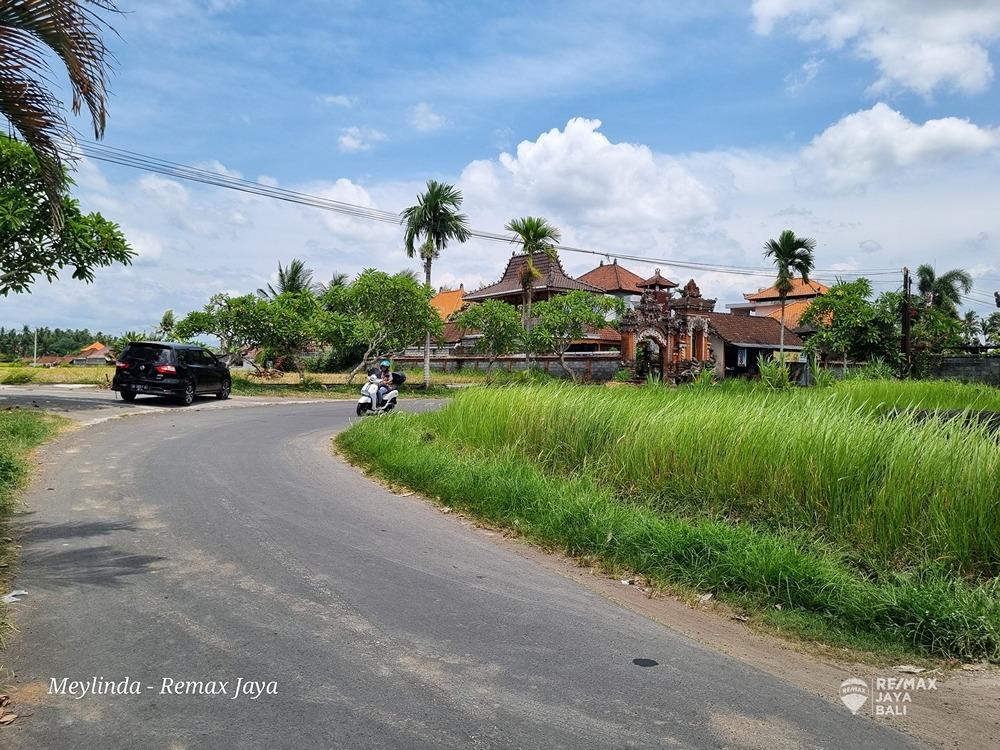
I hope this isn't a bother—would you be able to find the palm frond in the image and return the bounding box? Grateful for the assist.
[0,0,120,228]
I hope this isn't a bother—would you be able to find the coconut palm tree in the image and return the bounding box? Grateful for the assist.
[258,259,316,298]
[315,271,349,295]
[401,180,471,387]
[763,229,816,360]
[0,0,120,228]
[916,264,973,316]
[505,216,561,328]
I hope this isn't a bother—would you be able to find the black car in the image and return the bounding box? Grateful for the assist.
[112,342,231,405]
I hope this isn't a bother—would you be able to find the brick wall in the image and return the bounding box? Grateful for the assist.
[393,354,624,382]
[929,356,1000,386]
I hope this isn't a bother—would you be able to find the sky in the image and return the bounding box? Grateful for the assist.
[5,0,1000,332]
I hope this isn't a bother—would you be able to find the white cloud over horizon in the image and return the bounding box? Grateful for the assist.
[5,107,1000,333]
[753,0,1000,97]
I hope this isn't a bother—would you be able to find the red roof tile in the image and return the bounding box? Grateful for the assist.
[576,261,645,294]
[701,312,804,348]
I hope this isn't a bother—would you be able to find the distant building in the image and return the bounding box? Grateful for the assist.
[620,280,804,383]
[728,278,829,327]
[637,268,679,293]
[576,259,645,307]
[69,341,111,365]
[462,252,603,305]
[430,284,466,320]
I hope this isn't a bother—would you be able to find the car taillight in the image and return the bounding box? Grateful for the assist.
[115,360,129,369]
[155,364,177,374]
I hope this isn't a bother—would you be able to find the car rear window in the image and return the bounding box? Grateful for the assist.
[121,344,174,365]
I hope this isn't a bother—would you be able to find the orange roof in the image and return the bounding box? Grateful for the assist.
[430,287,465,320]
[78,341,107,354]
[577,260,645,294]
[759,298,818,327]
[744,278,828,302]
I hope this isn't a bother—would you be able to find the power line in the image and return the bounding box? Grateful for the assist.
[73,139,906,284]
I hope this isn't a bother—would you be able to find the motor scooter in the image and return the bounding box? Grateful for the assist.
[356,371,403,416]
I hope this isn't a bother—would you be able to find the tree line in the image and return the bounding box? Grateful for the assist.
[0,326,115,360]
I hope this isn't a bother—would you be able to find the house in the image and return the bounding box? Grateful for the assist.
[576,259,645,307]
[430,284,466,320]
[68,341,112,366]
[702,312,805,379]
[462,252,604,305]
[728,278,829,327]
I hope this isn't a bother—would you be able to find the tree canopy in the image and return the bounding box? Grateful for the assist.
[532,290,624,381]
[0,134,133,295]
[453,299,523,378]
[799,278,901,367]
[322,268,441,381]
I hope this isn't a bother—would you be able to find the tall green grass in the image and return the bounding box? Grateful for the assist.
[0,410,60,510]
[424,383,999,576]
[338,414,1000,660]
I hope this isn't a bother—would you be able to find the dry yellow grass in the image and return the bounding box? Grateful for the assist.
[0,363,485,386]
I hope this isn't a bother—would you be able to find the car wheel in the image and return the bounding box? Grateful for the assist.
[216,378,231,400]
[120,391,137,402]
[179,380,196,406]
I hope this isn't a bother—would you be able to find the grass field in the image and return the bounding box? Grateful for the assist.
[337,380,1000,660]
[0,363,486,387]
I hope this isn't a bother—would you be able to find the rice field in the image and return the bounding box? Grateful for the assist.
[337,379,1000,659]
[421,381,1000,577]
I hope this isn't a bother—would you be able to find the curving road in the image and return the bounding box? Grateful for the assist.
[1,396,918,749]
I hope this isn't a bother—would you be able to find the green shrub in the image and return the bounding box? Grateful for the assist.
[757,355,792,389]
[613,367,634,382]
[0,369,35,385]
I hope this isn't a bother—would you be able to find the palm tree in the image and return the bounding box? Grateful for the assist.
[983,312,1000,346]
[0,0,120,228]
[962,310,982,345]
[315,271,349,295]
[916,264,972,316]
[505,216,561,328]
[258,259,316,298]
[401,180,471,387]
[763,229,816,361]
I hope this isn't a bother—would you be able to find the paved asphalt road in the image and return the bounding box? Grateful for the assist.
[1,395,919,749]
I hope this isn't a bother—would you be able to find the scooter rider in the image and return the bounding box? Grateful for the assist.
[376,358,392,407]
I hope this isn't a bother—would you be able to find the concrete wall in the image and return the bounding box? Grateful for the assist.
[929,356,1000,386]
[393,354,624,382]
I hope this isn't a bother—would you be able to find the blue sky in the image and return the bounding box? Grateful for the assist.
[6,0,1000,331]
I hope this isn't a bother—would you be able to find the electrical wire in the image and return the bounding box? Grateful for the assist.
[73,139,910,284]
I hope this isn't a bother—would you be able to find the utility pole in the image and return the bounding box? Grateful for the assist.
[32,328,37,367]
[901,267,912,377]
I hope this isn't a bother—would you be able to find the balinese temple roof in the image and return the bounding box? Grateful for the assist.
[638,268,679,290]
[463,252,603,302]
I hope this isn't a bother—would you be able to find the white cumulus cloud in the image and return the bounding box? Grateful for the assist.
[409,102,447,133]
[752,0,1000,97]
[801,103,1000,189]
[338,126,388,152]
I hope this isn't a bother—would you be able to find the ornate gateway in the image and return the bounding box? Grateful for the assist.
[619,280,716,383]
